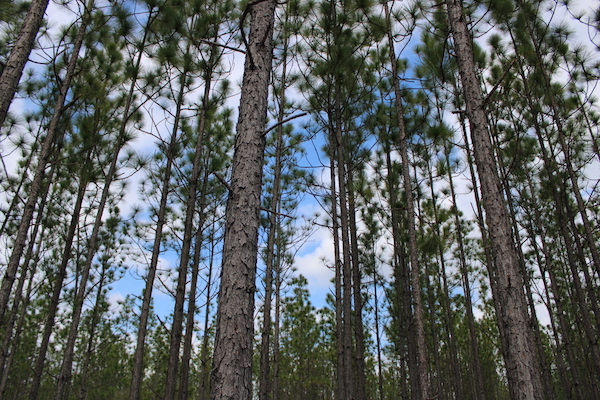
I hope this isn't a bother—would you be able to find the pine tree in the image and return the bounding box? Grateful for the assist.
[444,0,543,398]
[210,0,277,398]
[0,0,50,127]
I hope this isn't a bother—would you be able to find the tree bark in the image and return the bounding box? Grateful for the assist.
[198,222,217,400]
[0,0,88,325]
[445,1,542,398]
[0,0,49,127]
[28,156,90,400]
[209,0,276,398]
[443,141,486,400]
[259,28,289,400]
[347,167,367,400]
[129,29,187,398]
[384,2,429,397]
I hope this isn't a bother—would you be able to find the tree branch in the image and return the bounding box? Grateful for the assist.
[262,112,308,136]
[484,59,516,106]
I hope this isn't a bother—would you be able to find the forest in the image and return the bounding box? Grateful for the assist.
[1,0,600,399]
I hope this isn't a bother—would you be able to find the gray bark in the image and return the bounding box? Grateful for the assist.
[0,0,87,325]
[209,0,276,398]
[445,1,543,398]
[384,2,429,397]
[0,0,49,127]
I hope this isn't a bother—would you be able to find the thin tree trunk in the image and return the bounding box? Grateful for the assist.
[347,167,366,400]
[372,262,384,400]
[28,155,91,400]
[508,34,600,385]
[0,156,55,388]
[272,248,282,400]
[178,114,216,399]
[0,206,46,396]
[165,35,216,400]
[384,3,429,397]
[333,105,355,400]
[426,162,464,400]
[177,215,203,400]
[198,221,216,400]
[521,6,600,279]
[209,0,276,398]
[93,11,157,385]
[130,49,189,400]
[520,175,584,399]
[0,0,89,324]
[77,261,109,400]
[384,142,415,400]
[443,140,486,400]
[259,28,289,400]
[488,118,556,400]
[326,113,344,400]
[0,133,40,238]
[55,33,139,395]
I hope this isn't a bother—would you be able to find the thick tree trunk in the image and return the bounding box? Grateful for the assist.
[209,0,276,398]
[0,0,49,127]
[445,1,542,398]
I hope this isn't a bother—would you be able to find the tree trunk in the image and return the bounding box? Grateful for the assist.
[426,162,464,400]
[520,175,585,399]
[347,167,367,400]
[445,1,542,398]
[444,140,486,400]
[165,35,216,400]
[384,3,429,397]
[259,28,289,400]
[384,142,415,400]
[0,0,49,127]
[198,222,217,400]
[0,157,55,390]
[103,9,158,399]
[28,155,90,400]
[77,261,109,400]
[130,37,187,400]
[332,98,356,400]
[209,0,276,398]
[327,125,344,400]
[272,248,282,400]
[177,213,204,400]
[0,0,88,324]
